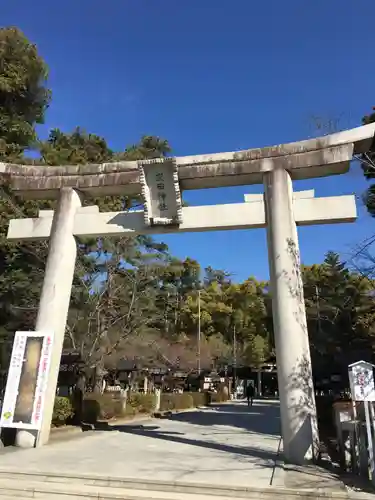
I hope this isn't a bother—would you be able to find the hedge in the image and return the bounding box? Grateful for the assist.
[128,393,156,413]
[83,393,124,423]
[77,389,229,424]
[210,391,229,404]
[82,392,157,423]
[190,392,209,407]
[51,390,226,427]
[160,393,194,412]
[52,396,73,426]
[159,391,226,411]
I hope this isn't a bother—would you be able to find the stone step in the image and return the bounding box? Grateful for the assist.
[0,479,249,500]
[0,470,372,500]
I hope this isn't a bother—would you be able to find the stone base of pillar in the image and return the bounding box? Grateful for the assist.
[15,429,37,448]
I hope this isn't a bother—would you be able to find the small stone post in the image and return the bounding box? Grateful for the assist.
[155,388,161,411]
[257,370,262,397]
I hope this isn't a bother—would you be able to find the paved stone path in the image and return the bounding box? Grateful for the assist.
[1,399,358,496]
[1,400,284,488]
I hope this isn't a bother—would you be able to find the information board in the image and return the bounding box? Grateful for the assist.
[349,361,375,402]
[0,331,53,430]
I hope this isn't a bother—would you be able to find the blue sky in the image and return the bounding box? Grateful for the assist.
[3,0,375,281]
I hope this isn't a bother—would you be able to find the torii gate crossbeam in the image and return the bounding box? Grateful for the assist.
[7,193,356,239]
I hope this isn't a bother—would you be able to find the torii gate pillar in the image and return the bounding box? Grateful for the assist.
[15,188,82,448]
[265,168,318,462]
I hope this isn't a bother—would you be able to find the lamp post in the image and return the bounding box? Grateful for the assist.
[232,323,237,394]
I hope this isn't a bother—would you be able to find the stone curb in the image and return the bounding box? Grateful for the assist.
[48,405,211,437]
[154,401,237,417]
[100,413,154,427]
[153,406,209,419]
[109,404,212,423]
[50,425,83,435]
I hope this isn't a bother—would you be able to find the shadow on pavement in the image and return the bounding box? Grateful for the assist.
[168,401,281,436]
[90,401,282,465]
[84,401,375,494]
[109,423,280,464]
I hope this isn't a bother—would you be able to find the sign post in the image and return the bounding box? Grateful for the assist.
[349,360,375,483]
[0,331,53,435]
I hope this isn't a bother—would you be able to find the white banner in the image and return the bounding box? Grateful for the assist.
[0,331,53,430]
[139,158,182,226]
[349,362,375,402]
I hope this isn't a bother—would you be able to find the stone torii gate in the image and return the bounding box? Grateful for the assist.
[2,123,375,464]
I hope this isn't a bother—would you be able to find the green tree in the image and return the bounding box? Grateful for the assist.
[0,27,50,161]
[117,135,171,161]
[0,28,51,375]
[178,271,270,369]
[39,127,114,166]
[0,124,116,350]
[303,251,375,380]
[204,266,231,286]
[242,335,269,368]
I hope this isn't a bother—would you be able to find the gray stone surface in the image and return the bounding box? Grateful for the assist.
[0,400,346,493]
[8,195,357,241]
[264,168,318,464]
[1,123,374,198]
[1,401,279,485]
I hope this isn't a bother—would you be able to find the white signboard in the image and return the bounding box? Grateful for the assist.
[0,331,53,430]
[139,158,183,226]
[349,361,375,402]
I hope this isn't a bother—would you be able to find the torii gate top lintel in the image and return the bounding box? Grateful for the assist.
[1,123,374,200]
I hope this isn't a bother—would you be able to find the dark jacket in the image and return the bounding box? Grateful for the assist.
[246,384,254,398]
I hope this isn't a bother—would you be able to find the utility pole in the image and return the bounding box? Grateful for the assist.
[197,289,201,373]
[315,285,322,335]
[232,323,237,393]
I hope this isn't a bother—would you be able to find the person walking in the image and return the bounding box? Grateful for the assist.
[246,383,254,407]
[72,370,86,425]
